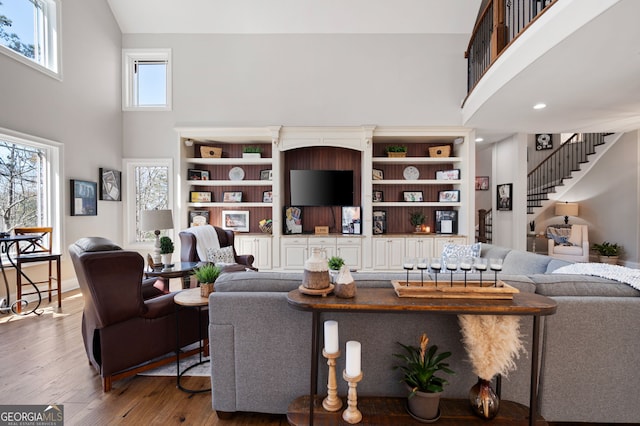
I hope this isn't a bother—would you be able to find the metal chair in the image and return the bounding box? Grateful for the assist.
[14,227,62,310]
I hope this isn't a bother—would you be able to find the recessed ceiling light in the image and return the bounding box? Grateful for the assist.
[475,137,484,142]
[533,103,547,110]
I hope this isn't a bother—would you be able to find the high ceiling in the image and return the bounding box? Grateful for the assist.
[107,0,640,143]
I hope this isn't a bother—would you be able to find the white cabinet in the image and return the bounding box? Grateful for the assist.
[372,237,405,270]
[281,236,363,270]
[236,235,272,270]
[307,237,337,259]
[336,237,363,271]
[281,237,309,270]
[405,236,435,260]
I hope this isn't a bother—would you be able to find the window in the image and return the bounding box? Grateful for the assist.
[123,158,173,247]
[122,49,172,111]
[0,127,62,251]
[0,0,61,79]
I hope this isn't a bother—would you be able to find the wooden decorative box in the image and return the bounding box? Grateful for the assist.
[200,146,222,158]
[391,279,519,300]
[428,145,451,157]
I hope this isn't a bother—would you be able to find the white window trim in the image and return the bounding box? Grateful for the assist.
[122,158,174,250]
[122,48,172,111]
[0,126,64,252]
[0,0,62,81]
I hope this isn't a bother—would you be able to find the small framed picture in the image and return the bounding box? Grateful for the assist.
[99,168,121,201]
[403,191,423,202]
[189,210,210,227]
[341,206,361,234]
[435,169,460,180]
[188,169,210,180]
[475,176,489,190]
[190,191,212,203]
[222,210,250,232]
[260,169,273,181]
[70,179,98,216]
[373,190,384,202]
[373,210,387,234]
[435,210,458,234]
[497,183,513,211]
[284,206,302,234]
[223,191,243,203]
[438,190,460,202]
[372,169,384,181]
[263,191,273,203]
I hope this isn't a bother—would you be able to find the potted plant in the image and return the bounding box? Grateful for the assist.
[393,332,455,421]
[159,236,174,266]
[242,145,263,159]
[385,144,408,157]
[409,211,426,232]
[592,241,622,264]
[327,256,345,283]
[194,263,222,297]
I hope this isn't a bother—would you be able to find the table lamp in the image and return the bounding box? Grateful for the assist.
[555,202,579,224]
[140,209,174,265]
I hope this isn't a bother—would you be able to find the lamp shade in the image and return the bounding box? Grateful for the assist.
[140,209,174,232]
[555,202,579,218]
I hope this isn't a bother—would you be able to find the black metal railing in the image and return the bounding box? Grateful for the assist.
[477,208,493,244]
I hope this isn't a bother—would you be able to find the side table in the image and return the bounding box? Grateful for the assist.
[174,287,210,393]
[146,261,199,291]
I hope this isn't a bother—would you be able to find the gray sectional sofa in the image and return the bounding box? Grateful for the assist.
[207,244,640,423]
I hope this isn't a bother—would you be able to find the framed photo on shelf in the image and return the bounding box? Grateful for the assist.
[221,210,250,232]
[99,168,121,201]
[497,183,513,211]
[263,191,273,203]
[403,191,424,202]
[284,206,302,234]
[475,176,489,190]
[189,210,210,227]
[373,210,387,235]
[435,169,460,180]
[438,190,460,202]
[190,191,212,203]
[435,210,458,234]
[70,179,97,216]
[372,169,384,181]
[223,191,243,203]
[188,169,210,180]
[260,169,273,181]
[373,190,384,202]
[341,206,361,234]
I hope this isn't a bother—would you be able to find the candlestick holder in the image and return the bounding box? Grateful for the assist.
[322,349,343,412]
[342,370,363,424]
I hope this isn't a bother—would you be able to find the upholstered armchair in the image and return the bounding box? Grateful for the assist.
[546,224,589,263]
[179,225,255,269]
[69,237,207,391]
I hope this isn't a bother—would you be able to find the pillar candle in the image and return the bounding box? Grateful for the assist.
[345,341,361,377]
[324,320,339,354]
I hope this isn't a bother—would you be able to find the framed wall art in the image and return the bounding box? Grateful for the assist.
[263,191,273,203]
[435,169,460,180]
[260,169,273,181]
[188,169,210,180]
[403,191,424,202]
[438,190,460,202]
[497,183,513,211]
[435,210,458,234]
[373,210,387,235]
[189,210,210,227]
[341,206,361,234]
[373,190,384,202]
[475,176,489,190]
[190,191,212,203]
[372,169,384,181]
[221,210,249,232]
[71,179,97,216]
[99,168,121,201]
[223,191,242,202]
[284,206,302,234]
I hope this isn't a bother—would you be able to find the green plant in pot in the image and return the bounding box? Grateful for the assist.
[242,145,263,158]
[327,256,345,283]
[385,144,408,157]
[159,236,174,266]
[409,211,426,232]
[194,263,221,297]
[393,332,455,421]
[592,241,622,264]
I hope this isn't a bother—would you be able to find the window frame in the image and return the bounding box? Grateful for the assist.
[122,48,172,111]
[0,0,62,80]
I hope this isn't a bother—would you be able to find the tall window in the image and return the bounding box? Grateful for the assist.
[0,0,61,79]
[0,127,62,249]
[122,49,172,111]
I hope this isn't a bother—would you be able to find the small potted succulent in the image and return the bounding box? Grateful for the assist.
[194,263,222,297]
[327,256,345,283]
[385,144,408,157]
[159,236,174,266]
[393,332,455,421]
[242,145,263,159]
[592,241,622,264]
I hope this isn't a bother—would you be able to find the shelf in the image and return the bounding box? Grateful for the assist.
[372,157,462,164]
[373,179,461,185]
[187,180,273,187]
[187,202,273,208]
[186,157,273,166]
[373,202,461,207]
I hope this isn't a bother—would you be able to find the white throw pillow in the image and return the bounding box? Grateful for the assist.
[206,246,235,265]
[440,243,481,270]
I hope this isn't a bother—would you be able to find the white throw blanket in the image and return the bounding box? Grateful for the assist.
[184,225,220,261]
[553,263,640,291]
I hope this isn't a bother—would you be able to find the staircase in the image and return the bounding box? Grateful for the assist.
[527,133,611,214]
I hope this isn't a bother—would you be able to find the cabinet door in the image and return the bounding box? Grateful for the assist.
[406,237,435,260]
[308,237,337,259]
[372,238,405,270]
[281,238,308,270]
[236,236,272,270]
[337,239,362,271]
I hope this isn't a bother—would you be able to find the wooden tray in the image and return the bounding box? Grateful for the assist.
[391,279,519,300]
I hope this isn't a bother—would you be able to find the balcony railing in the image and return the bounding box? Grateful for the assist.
[465,0,557,95]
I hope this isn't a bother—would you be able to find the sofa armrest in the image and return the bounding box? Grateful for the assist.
[235,254,256,269]
[141,293,176,318]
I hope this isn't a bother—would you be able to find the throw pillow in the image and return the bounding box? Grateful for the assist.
[440,243,481,270]
[206,246,236,265]
[547,227,571,245]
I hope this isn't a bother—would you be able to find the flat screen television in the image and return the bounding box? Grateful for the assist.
[290,170,354,206]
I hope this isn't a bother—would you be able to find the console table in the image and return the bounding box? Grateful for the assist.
[286,287,557,426]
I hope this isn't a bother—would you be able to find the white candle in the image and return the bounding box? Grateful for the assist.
[324,320,339,354]
[345,341,361,377]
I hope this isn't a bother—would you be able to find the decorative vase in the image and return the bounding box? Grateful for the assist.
[469,377,500,419]
[302,248,330,290]
[161,253,173,266]
[406,387,441,421]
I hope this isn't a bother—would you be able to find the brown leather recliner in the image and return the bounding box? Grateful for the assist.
[179,226,255,268]
[69,237,207,391]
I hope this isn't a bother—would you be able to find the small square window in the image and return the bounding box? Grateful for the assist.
[122,49,172,111]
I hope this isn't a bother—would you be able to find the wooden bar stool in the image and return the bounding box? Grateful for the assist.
[14,227,62,310]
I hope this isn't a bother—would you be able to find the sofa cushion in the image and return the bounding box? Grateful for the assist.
[215,271,302,292]
[545,259,573,273]
[74,237,121,252]
[501,250,552,275]
[479,245,511,262]
[529,274,640,297]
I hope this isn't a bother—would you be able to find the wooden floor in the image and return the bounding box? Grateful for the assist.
[0,289,287,425]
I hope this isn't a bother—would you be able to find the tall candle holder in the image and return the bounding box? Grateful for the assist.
[430,257,441,288]
[403,257,415,286]
[342,370,364,424]
[474,257,487,286]
[322,349,343,412]
[416,257,428,287]
[446,256,458,287]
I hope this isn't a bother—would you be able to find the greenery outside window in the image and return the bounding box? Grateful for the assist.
[122,49,172,111]
[0,0,61,79]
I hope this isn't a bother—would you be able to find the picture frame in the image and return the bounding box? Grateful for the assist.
[284,206,302,234]
[373,210,387,235]
[403,191,424,202]
[438,190,460,202]
[221,210,250,232]
[435,169,460,180]
[372,169,384,181]
[223,191,243,203]
[263,191,273,203]
[260,169,273,181]
[497,183,513,211]
[435,210,458,234]
[475,176,489,191]
[99,168,121,201]
[189,210,210,227]
[373,190,384,202]
[188,168,210,180]
[341,206,361,234]
[70,179,97,216]
[190,191,212,203]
